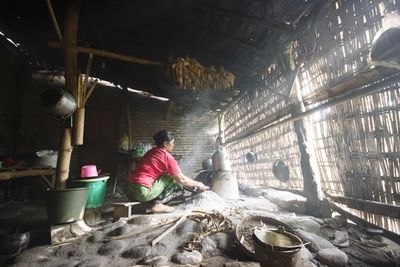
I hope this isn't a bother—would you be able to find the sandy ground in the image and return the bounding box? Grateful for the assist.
[2,189,400,267]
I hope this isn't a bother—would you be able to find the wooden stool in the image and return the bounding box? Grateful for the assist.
[113,202,152,219]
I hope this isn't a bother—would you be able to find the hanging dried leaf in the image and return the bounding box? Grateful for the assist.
[166,57,235,91]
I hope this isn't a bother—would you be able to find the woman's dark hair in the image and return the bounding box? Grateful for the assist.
[153,129,174,147]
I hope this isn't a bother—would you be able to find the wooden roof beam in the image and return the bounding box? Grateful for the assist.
[175,15,273,57]
[195,3,293,33]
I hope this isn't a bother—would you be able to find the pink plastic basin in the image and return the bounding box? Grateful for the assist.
[80,165,99,178]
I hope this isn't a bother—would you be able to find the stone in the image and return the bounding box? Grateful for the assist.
[316,248,348,267]
[211,232,234,251]
[261,188,307,213]
[108,224,134,237]
[297,247,317,267]
[143,255,169,266]
[332,231,349,248]
[76,258,106,267]
[97,240,125,255]
[175,220,199,237]
[296,229,336,252]
[242,185,264,197]
[67,249,83,257]
[56,261,80,267]
[51,220,91,245]
[172,250,203,265]
[12,247,51,265]
[121,245,152,259]
[319,226,336,240]
[223,262,260,267]
[200,237,217,255]
[88,232,104,243]
[289,217,321,233]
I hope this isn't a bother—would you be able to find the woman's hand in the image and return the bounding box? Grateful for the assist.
[173,173,209,191]
[195,181,209,192]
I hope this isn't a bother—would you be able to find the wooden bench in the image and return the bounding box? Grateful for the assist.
[0,167,56,189]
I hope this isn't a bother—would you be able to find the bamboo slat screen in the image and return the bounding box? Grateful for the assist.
[223,62,304,189]
[222,0,400,232]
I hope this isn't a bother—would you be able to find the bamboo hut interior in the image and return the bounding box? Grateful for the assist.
[0,0,400,266]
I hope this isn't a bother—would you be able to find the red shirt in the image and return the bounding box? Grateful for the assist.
[127,147,182,188]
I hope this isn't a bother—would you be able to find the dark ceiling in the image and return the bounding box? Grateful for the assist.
[0,0,321,109]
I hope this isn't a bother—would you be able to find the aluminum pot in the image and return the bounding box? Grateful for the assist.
[212,146,232,172]
[41,88,77,118]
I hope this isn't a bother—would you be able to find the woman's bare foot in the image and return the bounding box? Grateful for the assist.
[151,203,174,213]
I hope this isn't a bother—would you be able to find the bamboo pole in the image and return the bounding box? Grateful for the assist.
[55,125,73,189]
[55,0,80,187]
[48,41,166,67]
[74,107,85,145]
[82,53,93,100]
[125,90,133,150]
[223,70,400,146]
[45,0,63,43]
[84,79,98,105]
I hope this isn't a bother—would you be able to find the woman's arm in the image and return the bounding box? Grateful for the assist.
[172,173,209,191]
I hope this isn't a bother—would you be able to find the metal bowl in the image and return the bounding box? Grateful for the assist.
[234,215,296,260]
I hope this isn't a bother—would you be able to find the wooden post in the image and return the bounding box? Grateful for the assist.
[287,57,330,218]
[55,0,80,188]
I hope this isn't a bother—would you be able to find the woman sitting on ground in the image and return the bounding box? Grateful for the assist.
[123,129,209,213]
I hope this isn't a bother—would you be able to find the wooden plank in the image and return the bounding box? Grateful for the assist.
[151,212,191,246]
[303,67,398,105]
[331,202,400,244]
[0,169,55,181]
[328,195,400,219]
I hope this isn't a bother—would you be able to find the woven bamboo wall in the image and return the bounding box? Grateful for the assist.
[224,62,303,189]
[223,0,400,232]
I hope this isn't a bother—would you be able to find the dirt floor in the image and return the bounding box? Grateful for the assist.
[1,187,400,267]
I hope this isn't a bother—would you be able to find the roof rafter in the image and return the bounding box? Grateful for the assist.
[195,2,294,33]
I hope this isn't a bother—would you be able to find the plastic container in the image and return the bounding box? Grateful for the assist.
[80,165,99,178]
[47,188,89,225]
[71,176,109,209]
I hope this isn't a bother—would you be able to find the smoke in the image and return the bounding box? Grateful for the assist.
[176,103,219,178]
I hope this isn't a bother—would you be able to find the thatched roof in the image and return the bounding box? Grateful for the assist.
[0,0,322,109]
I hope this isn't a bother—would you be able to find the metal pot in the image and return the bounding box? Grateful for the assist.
[246,150,257,163]
[234,215,296,261]
[202,158,212,170]
[212,147,232,172]
[41,88,77,118]
[272,159,290,182]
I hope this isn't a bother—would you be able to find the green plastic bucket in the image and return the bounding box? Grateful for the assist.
[47,187,89,225]
[71,176,109,209]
